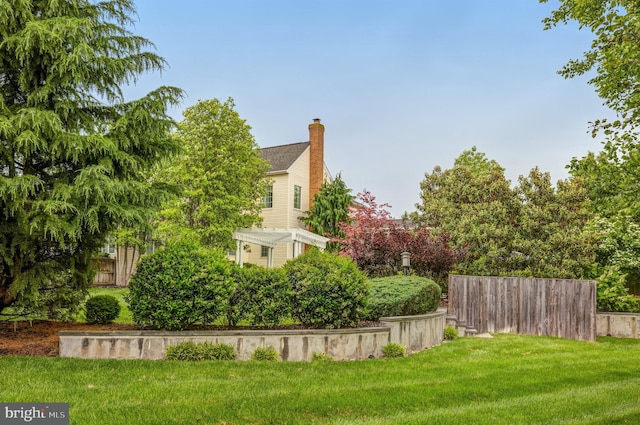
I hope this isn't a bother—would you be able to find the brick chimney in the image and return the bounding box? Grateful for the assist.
[308,118,325,210]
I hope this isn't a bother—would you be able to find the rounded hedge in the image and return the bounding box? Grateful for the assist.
[366,275,441,321]
[126,240,234,330]
[85,295,121,324]
[284,249,368,329]
[227,265,290,326]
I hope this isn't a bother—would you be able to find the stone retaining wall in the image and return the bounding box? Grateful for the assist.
[58,310,446,361]
[596,312,640,338]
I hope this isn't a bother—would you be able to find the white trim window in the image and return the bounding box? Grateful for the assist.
[294,185,302,209]
[263,185,273,208]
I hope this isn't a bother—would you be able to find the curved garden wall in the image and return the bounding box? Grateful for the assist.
[597,312,640,338]
[58,310,446,361]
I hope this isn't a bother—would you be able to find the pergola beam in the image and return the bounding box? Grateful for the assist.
[232,228,329,268]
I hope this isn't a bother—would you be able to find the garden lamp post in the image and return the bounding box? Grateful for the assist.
[401,251,411,276]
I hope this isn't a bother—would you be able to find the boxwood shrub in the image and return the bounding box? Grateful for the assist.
[284,248,368,329]
[127,240,234,330]
[227,265,290,326]
[366,275,441,321]
[85,295,121,324]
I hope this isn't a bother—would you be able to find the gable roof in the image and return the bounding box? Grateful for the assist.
[260,142,309,173]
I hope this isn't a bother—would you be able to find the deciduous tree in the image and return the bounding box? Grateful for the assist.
[338,191,461,287]
[155,98,270,248]
[413,149,595,279]
[0,0,182,318]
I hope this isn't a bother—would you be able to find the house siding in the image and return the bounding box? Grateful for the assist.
[243,149,311,267]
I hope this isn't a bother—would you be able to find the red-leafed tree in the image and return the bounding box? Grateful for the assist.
[337,191,463,288]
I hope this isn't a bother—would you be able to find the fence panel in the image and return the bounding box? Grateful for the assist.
[93,258,116,286]
[448,275,596,342]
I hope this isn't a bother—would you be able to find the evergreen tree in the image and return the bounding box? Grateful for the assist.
[413,158,520,276]
[0,0,183,318]
[300,173,353,252]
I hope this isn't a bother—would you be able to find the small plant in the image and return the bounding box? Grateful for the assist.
[444,326,459,340]
[312,352,333,362]
[165,341,236,361]
[251,346,279,361]
[382,343,406,358]
[197,342,236,360]
[84,295,121,324]
[165,341,199,361]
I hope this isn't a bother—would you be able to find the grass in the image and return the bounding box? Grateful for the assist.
[1,334,640,424]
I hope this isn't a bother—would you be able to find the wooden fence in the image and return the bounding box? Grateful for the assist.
[448,275,596,342]
[93,246,141,287]
[94,258,116,286]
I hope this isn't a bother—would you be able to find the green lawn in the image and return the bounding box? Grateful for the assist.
[1,334,640,424]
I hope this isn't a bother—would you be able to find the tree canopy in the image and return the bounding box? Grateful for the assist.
[0,0,183,317]
[154,98,270,249]
[338,190,462,287]
[543,1,640,294]
[412,149,595,279]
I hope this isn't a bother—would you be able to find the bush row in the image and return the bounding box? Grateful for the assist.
[127,241,369,330]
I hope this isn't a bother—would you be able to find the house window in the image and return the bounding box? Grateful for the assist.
[263,185,273,208]
[261,246,270,258]
[100,238,116,255]
[294,185,302,209]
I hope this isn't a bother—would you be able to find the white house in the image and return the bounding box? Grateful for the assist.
[233,119,331,267]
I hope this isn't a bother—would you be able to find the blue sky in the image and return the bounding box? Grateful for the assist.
[125,1,614,216]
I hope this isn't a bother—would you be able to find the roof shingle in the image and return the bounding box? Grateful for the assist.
[260,142,309,173]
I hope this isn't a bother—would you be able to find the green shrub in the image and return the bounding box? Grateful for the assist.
[284,249,369,328]
[597,266,640,313]
[382,343,406,358]
[312,352,333,362]
[196,342,236,360]
[444,326,459,340]
[227,266,290,326]
[165,341,199,361]
[251,346,279,361]
[365,275,441,321]
[127,240,235,330]
[165,341,236,361]
[84,295,121,324]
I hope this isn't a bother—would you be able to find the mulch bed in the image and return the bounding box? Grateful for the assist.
[0,321,139,357]
[0,320,385,357]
